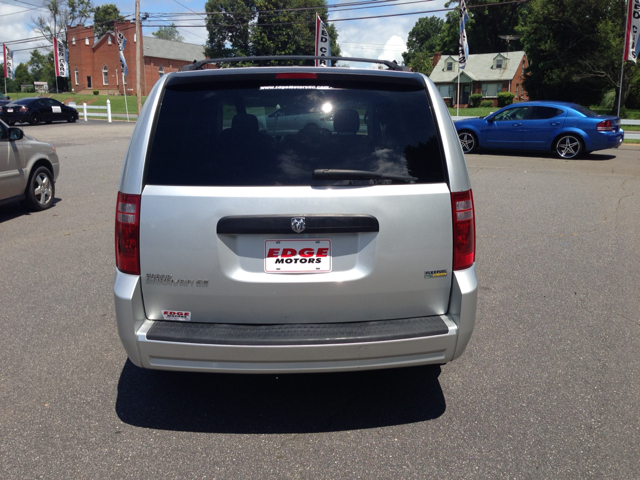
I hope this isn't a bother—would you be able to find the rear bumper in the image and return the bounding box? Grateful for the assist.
[0,113,29,123]
[589,130,624,151]
[114,266,478,373]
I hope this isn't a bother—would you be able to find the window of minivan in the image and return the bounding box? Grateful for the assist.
[146,74,446,186]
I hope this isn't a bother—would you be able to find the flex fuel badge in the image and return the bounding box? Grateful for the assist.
[425,270,447,279]
[162,310,191,321]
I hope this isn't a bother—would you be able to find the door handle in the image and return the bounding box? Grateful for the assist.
[550,122,561,126]
[513,123,522,126]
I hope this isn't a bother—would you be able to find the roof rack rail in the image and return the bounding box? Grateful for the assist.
[180,56,410,72]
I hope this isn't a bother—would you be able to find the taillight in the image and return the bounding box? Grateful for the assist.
[452,189,475,271]
[115,192,141,275]
[275,73,317,79]
[596,120,613,131]
[20,106,28,112]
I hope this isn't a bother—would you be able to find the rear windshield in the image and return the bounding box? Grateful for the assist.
[146,76,445,186]
[571,105,600,118]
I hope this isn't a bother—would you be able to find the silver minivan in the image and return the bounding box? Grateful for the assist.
[114,57,477,374]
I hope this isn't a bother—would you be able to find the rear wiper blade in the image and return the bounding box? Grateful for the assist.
[313,169,418,183]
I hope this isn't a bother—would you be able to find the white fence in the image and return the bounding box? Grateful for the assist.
[69,101,125,122]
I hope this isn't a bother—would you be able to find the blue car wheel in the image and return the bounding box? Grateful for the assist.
[458,131,478,154]
[555,134,583,159]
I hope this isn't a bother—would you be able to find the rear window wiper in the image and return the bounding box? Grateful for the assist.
[313,169,418,183]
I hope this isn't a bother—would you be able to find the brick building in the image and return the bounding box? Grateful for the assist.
[67,21,206,95]
[429,51,529,107]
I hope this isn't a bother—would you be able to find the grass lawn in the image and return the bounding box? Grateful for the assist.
[622,124,639,131]
[448,107,494,117]
[5,92,146,115]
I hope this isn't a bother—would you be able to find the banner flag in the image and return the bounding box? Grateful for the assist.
[115,27,128,76]
[53,37,69,77]
[459,0,469,69]
[315,14,331,67]
[624,0,640,63]
[3,44,15,80]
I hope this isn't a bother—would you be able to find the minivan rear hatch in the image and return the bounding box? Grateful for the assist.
[139,69,453,324]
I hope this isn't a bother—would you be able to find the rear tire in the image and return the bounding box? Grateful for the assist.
[555,134,583,159]
[24,166,55,211]
[29,113,41,126]
[458,131,478,154]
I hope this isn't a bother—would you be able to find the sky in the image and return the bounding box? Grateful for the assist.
[0,0,451,67]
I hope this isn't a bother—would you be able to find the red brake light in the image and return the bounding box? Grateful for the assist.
[275,73,318,79]
[115,192,141,275]
[452,189,476,271]
[596,120,613,131]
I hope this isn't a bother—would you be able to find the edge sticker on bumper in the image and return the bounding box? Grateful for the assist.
[162,310,191,321]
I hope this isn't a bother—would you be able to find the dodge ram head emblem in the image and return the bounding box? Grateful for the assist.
[291,217,306,233]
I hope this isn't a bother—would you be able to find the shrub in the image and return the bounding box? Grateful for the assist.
[469,93,483,108]
[480,100,494,108]
[93,90,99,95]
[600,89,616,109]
[497,91,515,107]
[626,88,640,110]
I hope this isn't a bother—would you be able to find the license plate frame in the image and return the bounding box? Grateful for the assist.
[264,239,332,273]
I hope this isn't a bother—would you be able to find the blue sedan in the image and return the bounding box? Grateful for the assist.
[454,101,624,159]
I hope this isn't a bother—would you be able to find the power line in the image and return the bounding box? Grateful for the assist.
[139,0,525,28]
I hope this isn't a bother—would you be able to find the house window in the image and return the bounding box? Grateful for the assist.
[516,84,519,98]
[446,62,453,71]
[134,33,137,43]
[108,36,112,45]
[74,68,79,85]
[495,59,503,69]
[72,37,76,46]
[438,84,454,98]
[158,66,164,78]
[522,61,526,74]
[87,76,92,88]
[85,37,89,45]
[102,65,109,85]
[481,83,502,97]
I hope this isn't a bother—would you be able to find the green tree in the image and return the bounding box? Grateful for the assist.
[94,4,125,40]
[31,0,93,45]
[402,16,444,68]
[14,63,34,90]
[152,23,185,42]
[205,0,340,62]
[205,0,255,57]
[405,1,526,66]
[406,51,434,76]
[26,49,68,91]
[518,0,631,110]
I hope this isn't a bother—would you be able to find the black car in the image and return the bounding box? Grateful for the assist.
[0,97,79,126]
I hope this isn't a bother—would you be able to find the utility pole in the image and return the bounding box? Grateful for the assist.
[135,0,142,114]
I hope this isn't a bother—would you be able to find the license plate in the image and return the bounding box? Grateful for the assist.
[265,239,331,273]
[7,108,13,113]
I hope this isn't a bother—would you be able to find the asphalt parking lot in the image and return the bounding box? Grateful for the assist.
[1,121,639,479]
